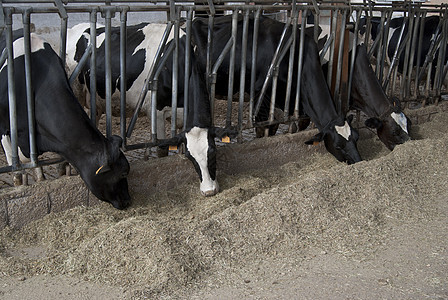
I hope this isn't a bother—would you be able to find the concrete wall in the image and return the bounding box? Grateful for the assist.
[1,101,447,230]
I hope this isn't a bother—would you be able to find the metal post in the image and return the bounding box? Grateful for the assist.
[120,7,128,146]
[237,9,249,142]
[103,7,115,138]
[171,9,180,137]
[22,8,37,167]
[248,8,261,128]
[5,9,19,170]
[90,10,98,124]
[294,8,307,118]
[183,8,193,130]
[226,10,238,128]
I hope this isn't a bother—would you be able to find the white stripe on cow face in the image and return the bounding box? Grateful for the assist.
[1,135,29,165]
[335,121,351,141]
[0,33,45,72]
[391,112,408,134]
[185,127,219,196]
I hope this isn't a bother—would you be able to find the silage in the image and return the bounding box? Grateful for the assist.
[0,109,447,296]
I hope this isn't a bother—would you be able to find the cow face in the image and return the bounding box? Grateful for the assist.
[83,136,131,209]
[306,116,362,164]
[159,126,235,196]
[365,112,411,150]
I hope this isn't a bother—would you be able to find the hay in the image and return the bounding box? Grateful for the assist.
[1,108,447,297]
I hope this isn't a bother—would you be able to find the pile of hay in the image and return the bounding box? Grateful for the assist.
[1,109,447,297]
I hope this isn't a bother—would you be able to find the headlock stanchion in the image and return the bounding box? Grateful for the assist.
[0,0,447,180]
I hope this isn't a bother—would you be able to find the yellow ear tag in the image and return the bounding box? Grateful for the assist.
[313,141,320,146]
[95,165,104,175]
[221,136,230,143]
[169,145,178,151]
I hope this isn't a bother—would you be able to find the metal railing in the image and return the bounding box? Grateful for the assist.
[0,0,447,182]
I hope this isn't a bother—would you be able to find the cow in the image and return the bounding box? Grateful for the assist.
[361,15,448,85]
[0,30,131,210]
[156,35,234,196]
[350,44,411,150]
[66,22,184,140]
[190,15,362,164]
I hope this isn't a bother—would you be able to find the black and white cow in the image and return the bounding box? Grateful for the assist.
[350,44,411,150]
[157,35,234,196]
[191,15,362,164]
[0,31,131,209]
[66,22,183,138]
[362,15,448,82]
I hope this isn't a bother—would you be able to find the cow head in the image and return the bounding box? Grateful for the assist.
[365,111,411,151]
[305,115,362,164]
[159,126,235,196]
[82,135,131,209]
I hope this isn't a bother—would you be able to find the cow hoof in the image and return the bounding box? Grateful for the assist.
[201,188,219,197]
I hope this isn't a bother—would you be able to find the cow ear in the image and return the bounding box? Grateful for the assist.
[305,132,325,145]
[365,117,382,129]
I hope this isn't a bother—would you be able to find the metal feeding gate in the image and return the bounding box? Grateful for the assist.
[0,0,447,187]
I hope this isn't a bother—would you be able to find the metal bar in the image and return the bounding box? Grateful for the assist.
[206,14,215,88]
[414,11,427,94]
[347,9,361,111]
[103,7,115,138]
[407,10,421,99]
[183,8,192,130]
[120,7,128,145]
[333,9,347,113]
[284,7,299,119]
[237,9,249,141]
[22,8,37,166]
[383,15,407,90]
[434,12,447,99]
[248,8,261,128]
[171,9,180,137]
[90,10,97,124]
[378,10,392,83]
[226,10,238,128]
[294,8,307,118]
[400,11,414,101]
[5,9,19,170]
[68,44,92,85]
[59,17,68,67]
[254,14,292,118]
[375,11,386,78]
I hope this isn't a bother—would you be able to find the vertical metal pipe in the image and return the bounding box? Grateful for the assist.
[22,9,37,166]
[283,8,299,119]
[59,17,68,67]
[347,9,361,112]
[326,9,337,85]
[226,10,238,128]
[171,9,180,137]
[434,13,447,99]
[400,11,414,102]
[104,8,114,138]
[120,7,128,146]
[90,10,97,125]
[151,80,158,140]
[5,9,19,169]
[333,9,347,114]
[378,10,392,84]
[407,11,421,99]
[183,8,193,130]
[375,11,386,78]
[294,8,307,119]
[414,11,427,94]
[206,14,215,88]
[248,8,260,128]
[237,9,249,142]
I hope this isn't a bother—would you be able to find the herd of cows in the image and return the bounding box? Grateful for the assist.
[2,11,445,210]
